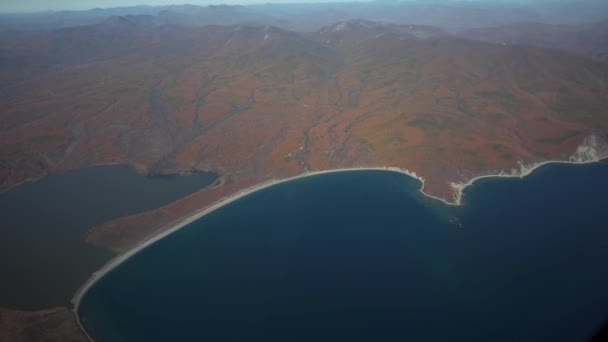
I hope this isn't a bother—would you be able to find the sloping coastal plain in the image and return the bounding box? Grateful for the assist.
[2,6,608,341]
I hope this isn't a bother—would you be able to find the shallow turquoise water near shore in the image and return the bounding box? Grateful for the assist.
[79,160,608,341]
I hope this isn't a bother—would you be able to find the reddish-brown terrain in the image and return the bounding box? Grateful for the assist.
[0,307,86,342]
[82,20,608,256]
[2,12,608,341]
[459,20,608,60]
[3,17,608,250]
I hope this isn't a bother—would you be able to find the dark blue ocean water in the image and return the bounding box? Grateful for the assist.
[79,160,608,342]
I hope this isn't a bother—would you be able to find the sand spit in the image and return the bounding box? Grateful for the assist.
[69,166,428,341]
[71,134,608,341]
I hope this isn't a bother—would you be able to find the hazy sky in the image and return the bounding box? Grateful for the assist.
[0,1,319,13]
[0,0,548,13]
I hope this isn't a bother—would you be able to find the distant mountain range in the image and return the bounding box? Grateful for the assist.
[2,0,608,32]
[459,20,608,60]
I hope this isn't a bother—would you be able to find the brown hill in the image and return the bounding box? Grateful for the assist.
[3,15,169,66]
[1,21,608,254]
[157,4,273,27]
[459,20,608,60]
[315,19,447,48]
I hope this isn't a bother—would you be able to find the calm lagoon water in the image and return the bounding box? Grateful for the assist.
[0,165,217,309]
[79,161,608,341]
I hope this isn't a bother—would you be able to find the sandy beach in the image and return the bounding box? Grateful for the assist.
[70,168,422,306]
[71,135,608,341]
[70,166,431,336]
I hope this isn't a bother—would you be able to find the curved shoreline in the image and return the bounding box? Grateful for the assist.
[450,157,607,205]
[70,166,437,341]
[71,158,607,341]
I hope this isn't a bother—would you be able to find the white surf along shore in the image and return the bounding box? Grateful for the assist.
[449,134,608,205]
[71,133,608,341]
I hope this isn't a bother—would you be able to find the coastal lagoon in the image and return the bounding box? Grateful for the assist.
[79,161,608,341]
[0,165,217,310]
